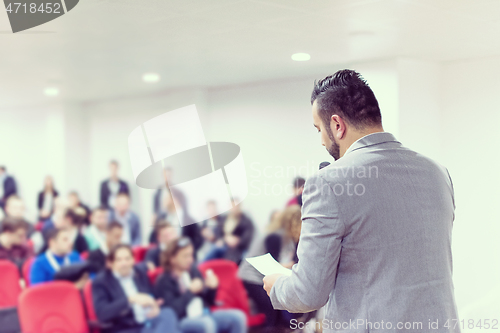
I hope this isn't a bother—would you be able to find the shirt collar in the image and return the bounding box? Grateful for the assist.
[113,269,134,281]
[343,131,401,157]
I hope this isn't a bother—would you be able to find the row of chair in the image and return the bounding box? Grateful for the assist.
[0,259,265,332]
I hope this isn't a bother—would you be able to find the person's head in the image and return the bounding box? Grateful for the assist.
[161,237,194,273]
[47,228,73,255]
[109,160,119,179]
[54,208,80,229]
[107,244,134,277]
[67,191,81,208]
[156,220,179,246]
[280,205,302,243]
[4,195,24,218]
[206,200,218,217]
[311,69,384,160]
[292,177,306,196]
[43,175,55,191]
[163,166,173,184]
[91,206,110,229]
[0,166,5,175]
[114,193,130,214]
[0,217,29,246]
[106,221,124,249]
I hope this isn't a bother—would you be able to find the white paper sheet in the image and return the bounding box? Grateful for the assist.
[245,253,293,277]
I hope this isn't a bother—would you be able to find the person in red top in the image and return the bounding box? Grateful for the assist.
[0,216,32,270]
[285,177,305,207]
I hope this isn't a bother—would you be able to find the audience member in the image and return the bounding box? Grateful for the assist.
[145,220,180,270]
[153,166,172,217]
[109,193,141,246]
[84,205,110,251]
[286,177,305,207]
[92,244,181,333]
[37,175,59,222]
[0,166,17,211]
[43,208,89,254]
[203,198,254,265]
[29,228,82,285]
[87,221,124,273]
[238,205,302,328]
[0,217,32,270]
[100,160,130,209]
[155,237,247,333]
[68,191,92,226]
[196,200,225,262]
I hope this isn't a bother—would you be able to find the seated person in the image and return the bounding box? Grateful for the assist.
[92,244,181,333]
[155,237,247,333]
[196,200,225,262]
[84,206,110,251]
[87,221,123,273]
[203,198,254,265]
[29,228,83,286]
[0,217,32,270]
[42,208,89,254]
[144,220,179,270]
[238,205,302,328]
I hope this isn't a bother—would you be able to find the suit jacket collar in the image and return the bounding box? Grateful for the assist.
[343,131,401,156]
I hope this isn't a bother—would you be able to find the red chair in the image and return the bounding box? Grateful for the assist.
[147,267,164,285]
[83,280,97,323]
[198,259,266,327]
[0,260,22,308]
[18,281,89,333]
[132,245,150,262]
[22,257,35,287]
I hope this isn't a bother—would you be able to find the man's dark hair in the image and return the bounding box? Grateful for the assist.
[0,166,5,172]
[293,177,305,189]
[155,220,173,234]
[107,243,133,262]
[46,228,64,242]
[0,217,29,233]
[92,205,109,214]
[65,209,85,227]
[110,159,119,166]
[311,69,382,130]
[107,220,123,232]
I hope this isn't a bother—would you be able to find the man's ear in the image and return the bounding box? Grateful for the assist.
[331,115,346,139]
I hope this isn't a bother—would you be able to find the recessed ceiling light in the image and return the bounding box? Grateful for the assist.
[142,73,160,83]
[44,87,59,96]
[291,53,311,61]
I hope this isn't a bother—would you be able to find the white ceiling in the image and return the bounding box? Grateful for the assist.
[0,0,499,108]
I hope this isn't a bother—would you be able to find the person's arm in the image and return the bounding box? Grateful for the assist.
[237,217,254,251]
[99,182,107,207]
[92,276,131,323]
[154,274,195,318]
[131,213,142,246]
[269,173,345,313]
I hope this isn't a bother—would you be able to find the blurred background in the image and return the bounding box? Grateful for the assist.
[0,0,499,332]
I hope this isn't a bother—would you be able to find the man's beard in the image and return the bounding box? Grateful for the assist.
[326,127,340,160]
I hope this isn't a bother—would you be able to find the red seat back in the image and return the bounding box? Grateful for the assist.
[83,280,97,321]
[22,257,35,286]
[132,246,150,262]
[0,260,22,308]
[147,267,164,285]
[198,259,250,313]
[80,251,89,260]
[18,281,89,333]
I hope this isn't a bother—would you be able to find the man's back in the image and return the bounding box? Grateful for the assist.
[270,132,460,333]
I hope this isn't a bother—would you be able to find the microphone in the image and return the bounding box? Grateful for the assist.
[319,161,330,170]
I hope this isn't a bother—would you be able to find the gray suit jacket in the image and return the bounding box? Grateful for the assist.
[270,132,460,332]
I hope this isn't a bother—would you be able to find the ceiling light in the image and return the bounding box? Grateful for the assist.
[291,53,311,61]
[142,73,160,83]
[44,87,59,96]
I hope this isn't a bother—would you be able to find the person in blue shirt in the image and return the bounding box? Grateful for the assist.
[29,227,82,285]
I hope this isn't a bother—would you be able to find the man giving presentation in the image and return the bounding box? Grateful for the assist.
[263,69,460,333]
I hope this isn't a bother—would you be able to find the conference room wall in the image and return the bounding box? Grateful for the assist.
[440,56,500,322]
